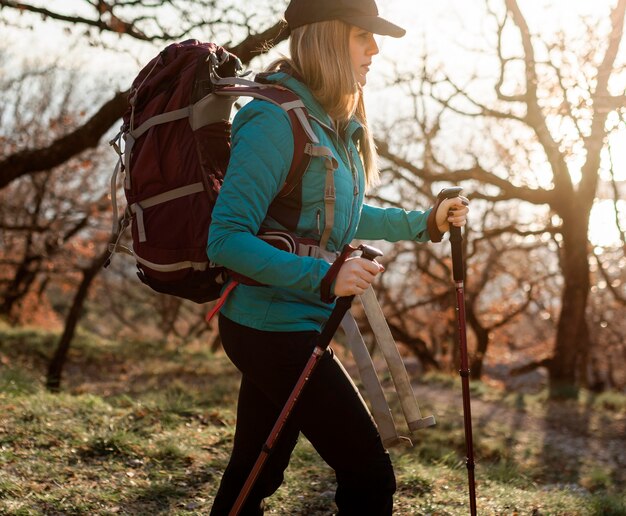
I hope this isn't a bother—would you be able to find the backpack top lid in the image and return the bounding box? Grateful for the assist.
[124,40,240,132]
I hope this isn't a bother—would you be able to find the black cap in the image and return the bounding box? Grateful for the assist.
[285,0,406,38]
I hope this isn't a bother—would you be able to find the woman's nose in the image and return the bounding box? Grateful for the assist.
[368,34,379,56]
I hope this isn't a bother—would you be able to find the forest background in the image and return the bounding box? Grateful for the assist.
[0,0,625,514]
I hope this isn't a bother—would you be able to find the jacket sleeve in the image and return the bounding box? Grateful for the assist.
[355,203,442,243]
[206,100,331,293]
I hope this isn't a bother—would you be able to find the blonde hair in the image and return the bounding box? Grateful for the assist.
[268,20,379,188]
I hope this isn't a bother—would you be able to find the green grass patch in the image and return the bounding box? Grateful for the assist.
[0,325,58,360]
[0,366,40,396]
[587,390,626,413]
[80,430,142,459]
[0,478,24,500]
[589,491,626,516]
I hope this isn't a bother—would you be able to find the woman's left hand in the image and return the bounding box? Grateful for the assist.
[435,196,470,233]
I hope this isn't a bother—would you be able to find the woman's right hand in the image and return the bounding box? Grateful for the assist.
[333,257,384,297]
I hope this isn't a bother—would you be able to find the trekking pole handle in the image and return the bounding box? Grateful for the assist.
[359,244,384,262]
[318,245,383,346]
[438,187,464,282]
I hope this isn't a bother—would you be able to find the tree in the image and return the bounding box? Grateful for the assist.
[0,62,109,323]
[377,0,626,397]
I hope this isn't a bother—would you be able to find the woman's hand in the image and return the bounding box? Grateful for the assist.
[436,196,470,234]
[333,257,384,297]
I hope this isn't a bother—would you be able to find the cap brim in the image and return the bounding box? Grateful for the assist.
[342,15,406,38]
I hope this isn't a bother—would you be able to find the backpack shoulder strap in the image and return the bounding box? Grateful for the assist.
[255,86,316,197]
[218,84,316,194]
[217,83,338,249]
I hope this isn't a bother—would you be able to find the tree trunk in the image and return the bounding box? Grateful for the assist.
[548,210,592,398]
[46,248,109,392]
[0,256,40,320]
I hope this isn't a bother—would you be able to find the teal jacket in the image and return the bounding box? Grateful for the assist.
[207,72,438,332]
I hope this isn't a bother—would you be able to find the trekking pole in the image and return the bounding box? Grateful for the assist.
[439,187,477,516]
[229,244,383,516]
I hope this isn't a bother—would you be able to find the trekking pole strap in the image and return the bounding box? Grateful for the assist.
[205,280,239,323]
[359,286,436,432]
[341,312,410,448]
[320,244,356,304]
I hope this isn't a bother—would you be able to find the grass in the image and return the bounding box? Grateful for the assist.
[0,325,625,515]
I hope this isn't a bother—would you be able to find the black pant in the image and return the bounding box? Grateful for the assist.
[210,315,396,515]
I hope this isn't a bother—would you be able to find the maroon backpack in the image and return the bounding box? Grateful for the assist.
[108,40,319,304]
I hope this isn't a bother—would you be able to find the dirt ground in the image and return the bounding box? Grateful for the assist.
[338,348,626,490]
[413,381,626,484]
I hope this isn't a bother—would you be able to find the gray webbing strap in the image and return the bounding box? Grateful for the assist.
[134,204,146,242]
[293,107,319,143]
[359,286,436,433]
[341,312,410,449]
[131,183,205,243]
[211,76,266,88]
[280,99,306,111]
[107,129,131,268]
[110,154,122,234]
[108,243,133,256]
[297,243,339,263]
[129,107,190,140]
[123,134,134,189]
[134,252,208,273]
[108,129,129,205]
[321,160,336,251]
[136,182,204,210]
[304,144,338,251]
[124,107,191,190]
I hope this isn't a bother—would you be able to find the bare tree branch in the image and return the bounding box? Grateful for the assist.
[607,142,626,251]
[593,251,626,306]
[0,21,288,190]
[504,0,573,200]
[376,138,556,206]
[580,0,626,202]
[0,92,127,189]
[0,0,152,40]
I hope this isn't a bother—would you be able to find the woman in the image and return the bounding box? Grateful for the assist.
[207,0,469,514]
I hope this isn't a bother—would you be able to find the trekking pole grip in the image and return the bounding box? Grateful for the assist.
[318,244,383,346]
[438,187,465,283]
